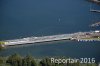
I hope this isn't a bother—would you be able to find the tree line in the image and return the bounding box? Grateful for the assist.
[0,53,99,66]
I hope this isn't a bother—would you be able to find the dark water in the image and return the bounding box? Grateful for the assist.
[0,0,100,62]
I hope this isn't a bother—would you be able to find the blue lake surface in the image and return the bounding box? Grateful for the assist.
[0,0,100,62]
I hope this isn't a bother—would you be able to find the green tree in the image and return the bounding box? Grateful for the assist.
[26,55,32,66]
[23,54,37,66]
[22,59,27,66]
[6,53,22,66]
[0,57,4,64]
[39,58,53,66]
[31,59,37,66]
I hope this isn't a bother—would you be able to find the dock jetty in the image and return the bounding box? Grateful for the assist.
[88,0,100,4]
[90,22,100,27]
[90,9,100,13]
[0,30,100,47]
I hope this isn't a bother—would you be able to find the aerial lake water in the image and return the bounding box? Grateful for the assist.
[0,0,100,62]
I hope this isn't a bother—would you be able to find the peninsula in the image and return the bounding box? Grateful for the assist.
[0,30,100,48]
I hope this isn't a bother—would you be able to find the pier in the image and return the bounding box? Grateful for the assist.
[0,30,100,47]
[90,9,100,13]
[88,0,100,3]
[90,22,100,27]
